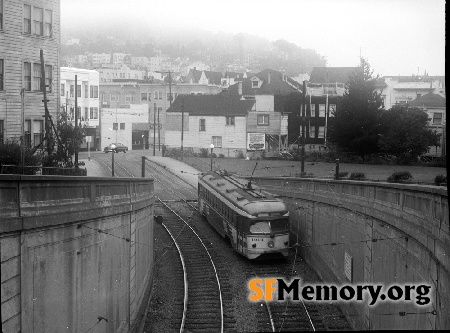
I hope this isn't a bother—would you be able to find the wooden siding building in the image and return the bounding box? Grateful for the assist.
[0,0,60,147]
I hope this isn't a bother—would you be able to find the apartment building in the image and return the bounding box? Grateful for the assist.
[60,67,100,149]
[96,64,145,83]
[0,0,60,149]
[378,75,446,110]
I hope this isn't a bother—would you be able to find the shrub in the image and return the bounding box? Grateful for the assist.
[235,150,245,159]
[199,148,209,158]
[219,154,225,159]
[212,153,217,158]
[349,172,366,181]
[337,171,349,179]
[434,174,447,186]
[387,170,413,183]
[0,139,42,175]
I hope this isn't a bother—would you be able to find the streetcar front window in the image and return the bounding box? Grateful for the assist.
[249,219,289,234]
[249,221,270,234]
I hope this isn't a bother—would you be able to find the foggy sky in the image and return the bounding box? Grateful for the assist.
[61,0,445,76]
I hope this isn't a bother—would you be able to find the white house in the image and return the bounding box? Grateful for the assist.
[100,104,149,151]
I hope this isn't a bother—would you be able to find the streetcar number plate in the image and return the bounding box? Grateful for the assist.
[251,238,264,242]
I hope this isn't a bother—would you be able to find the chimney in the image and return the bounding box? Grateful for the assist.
[238,81,242,95]
[268,71,271,84]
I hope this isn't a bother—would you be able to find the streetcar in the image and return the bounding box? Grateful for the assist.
[198,170,290,259]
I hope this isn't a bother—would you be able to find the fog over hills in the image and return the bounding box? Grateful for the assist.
[61,17,326,76]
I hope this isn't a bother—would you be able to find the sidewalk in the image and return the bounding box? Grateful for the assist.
[146,156,201,188]
[79,158,107,177]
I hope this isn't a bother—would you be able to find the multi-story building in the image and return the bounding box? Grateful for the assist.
[60,67,100,149]
[89,53,111,66]
[165,69,304,158]
[378,75,446,110]
[96,64,145,83]
[99,82,223,147]
[148,56,162,72]
[409,93,446,158]
[0,0,60,149]
[112,53,129,65]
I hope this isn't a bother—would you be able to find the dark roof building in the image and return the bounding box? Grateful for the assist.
[167,93,255,116]
[228,69,302,96]
[409,92,446,108]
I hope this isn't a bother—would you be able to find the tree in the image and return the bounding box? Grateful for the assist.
[379,104,440,161]
[43,112,86,168]
[327,58,384,161]
[0,139,43,174]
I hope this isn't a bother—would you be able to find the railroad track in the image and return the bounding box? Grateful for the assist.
[244,253,327,332]
[157,199,239,333]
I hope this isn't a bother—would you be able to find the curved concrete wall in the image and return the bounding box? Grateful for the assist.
[253,177,448,330]
[0,175,155,333]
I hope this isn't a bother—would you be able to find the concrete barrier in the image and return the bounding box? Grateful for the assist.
[253,177,448,330]
[0,175,155,333]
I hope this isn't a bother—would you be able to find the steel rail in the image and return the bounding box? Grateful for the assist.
[158,198,224,333]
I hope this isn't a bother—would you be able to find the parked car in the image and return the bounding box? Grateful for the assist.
[104,143,128,153]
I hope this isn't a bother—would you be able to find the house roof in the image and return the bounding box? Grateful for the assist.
[166,93,255,116]
[409,93,446,108]
[186,69,223,85]
[309,67,357,84]
[228,69,302,96]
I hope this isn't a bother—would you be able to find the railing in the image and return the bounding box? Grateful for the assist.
[0,164,87,176]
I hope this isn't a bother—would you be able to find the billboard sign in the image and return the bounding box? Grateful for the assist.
[247,133,265,150]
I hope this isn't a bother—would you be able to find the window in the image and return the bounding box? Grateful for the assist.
[125,94,131,102]
[24,120,31,147]
[76,106,81,120]
[24,4,31,34]
[166,93,173,101]
[226,116,235,126]
[44,9,52,37]
[199,119,205,131]
[33,120,43,146]
[33,7,43,36]
[60,83,65,97]
[24,62,32,91]
[319,104,326,117]
[252,80,259,88]
[0,59,3,91]
[318,126,325,138]
[154,90,161,99]
[0,120,3,144]
[141,93,148,101]
[257,114,269,125]
[433,113,443,125]
[84,85,88,98]
[309,126,316,139]
[76,85,81,97]
[329,104,336,117]
[120,123,125,130]
[212,136,222,148]
[90,107,98,119]
[111,94,117,102]
[70,85,74,97]
[310,103,316,117]
[84,107,89,120]
[33,63,41,91]
[44,65,52,92]
[113,123,118,130]
[90,86,98,98]
[0,0,3,30]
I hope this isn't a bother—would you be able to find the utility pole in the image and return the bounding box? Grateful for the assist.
[301,80,306,173]
[181,97,184,153]
[75,75,78,166]
[153,103,156,156]
[40,49,51,156]
[20,89,25,173]
[158,107,160,151]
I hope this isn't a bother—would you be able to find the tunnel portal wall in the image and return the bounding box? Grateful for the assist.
[0,175,155,333]
[252,177,448,330]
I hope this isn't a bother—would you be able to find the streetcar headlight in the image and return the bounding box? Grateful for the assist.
[252,244,256,248]
[268,241,274,248]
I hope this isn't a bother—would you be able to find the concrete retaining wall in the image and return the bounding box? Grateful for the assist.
[0,176,155,333]
[253,177,448,330]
